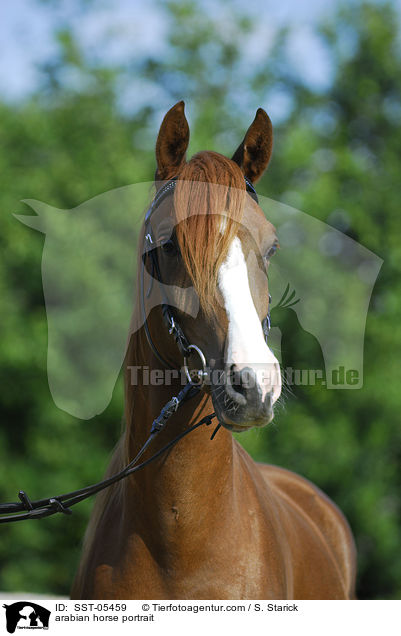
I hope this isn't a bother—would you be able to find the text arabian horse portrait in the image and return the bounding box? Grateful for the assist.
[72,102,357,599]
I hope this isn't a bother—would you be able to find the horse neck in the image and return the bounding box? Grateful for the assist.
[121,329,236,546]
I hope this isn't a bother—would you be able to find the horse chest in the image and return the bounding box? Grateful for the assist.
[91,520,290,600]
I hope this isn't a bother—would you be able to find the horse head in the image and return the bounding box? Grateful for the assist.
[140,101,281,432]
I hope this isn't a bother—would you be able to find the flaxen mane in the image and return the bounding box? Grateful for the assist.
[175,151,246,315]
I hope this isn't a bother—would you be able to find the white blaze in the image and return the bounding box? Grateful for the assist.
[218,237,281,404]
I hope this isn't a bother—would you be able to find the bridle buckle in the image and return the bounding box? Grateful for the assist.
[168,316,176,336]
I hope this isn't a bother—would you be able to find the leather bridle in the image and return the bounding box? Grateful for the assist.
[140,175,271,382]
[0,175,271,523]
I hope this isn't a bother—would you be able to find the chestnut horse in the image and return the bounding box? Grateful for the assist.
[71,102,356,599]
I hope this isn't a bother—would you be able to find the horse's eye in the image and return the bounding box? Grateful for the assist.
[264,242,279,263]
[161,239,178,256]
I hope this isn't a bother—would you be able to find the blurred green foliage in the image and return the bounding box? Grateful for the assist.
[0,0,400,599]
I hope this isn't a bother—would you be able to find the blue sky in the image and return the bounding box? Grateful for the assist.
[0,0,399,114]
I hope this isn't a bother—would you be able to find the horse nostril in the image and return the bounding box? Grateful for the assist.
[226,365,247,406]
[231,367,245,394]
[263,390,273,414]
[225,365,262,407]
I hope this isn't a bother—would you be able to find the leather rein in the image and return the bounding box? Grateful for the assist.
[0,176,270,524]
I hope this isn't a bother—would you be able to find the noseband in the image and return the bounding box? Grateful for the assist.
[140,175,271,384]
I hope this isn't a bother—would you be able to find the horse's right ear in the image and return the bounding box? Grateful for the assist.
[155,101,190,181]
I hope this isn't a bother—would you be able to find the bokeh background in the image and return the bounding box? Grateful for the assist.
[0,0,400,599]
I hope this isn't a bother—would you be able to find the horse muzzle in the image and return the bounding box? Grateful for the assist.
[211,365,275,432]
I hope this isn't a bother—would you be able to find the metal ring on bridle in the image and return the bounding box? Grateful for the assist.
[183,344,208,385]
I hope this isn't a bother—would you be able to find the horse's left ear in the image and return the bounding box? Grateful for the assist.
[155,101,190,181]
[231,108,273,183]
